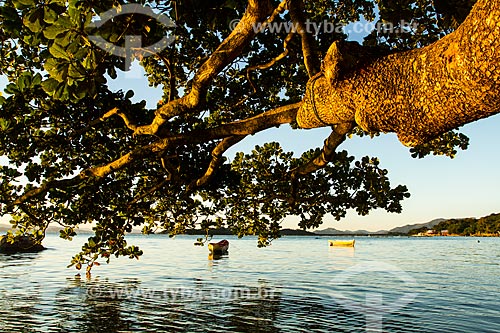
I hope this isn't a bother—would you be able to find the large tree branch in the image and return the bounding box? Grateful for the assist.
[130,0,275,136]
[297,0,500,146]
[13,102,300,205]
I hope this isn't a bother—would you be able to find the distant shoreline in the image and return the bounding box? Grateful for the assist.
[1,212,498,237]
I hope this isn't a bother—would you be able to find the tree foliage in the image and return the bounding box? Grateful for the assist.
[0,0,483,269]
[408,213,500,236]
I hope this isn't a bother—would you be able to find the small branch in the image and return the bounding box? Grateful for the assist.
[71,107,138,137]
[116,111,138,131]
[187,136,246,192]
[247,30,296,93]
[127,178,170,207]
[70,107,120,137]
[255,0,289,33]
[291,122,354,177]
[18,203,46,226]
[290,122,354,204]
[289,0,321,77]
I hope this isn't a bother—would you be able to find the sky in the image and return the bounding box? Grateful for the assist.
[1,64,499,232]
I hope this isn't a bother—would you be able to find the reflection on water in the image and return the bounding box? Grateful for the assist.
[0,235,499,332]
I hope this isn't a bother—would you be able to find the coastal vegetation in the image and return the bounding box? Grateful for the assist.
[0,0,499,269]
[408,213,500,236]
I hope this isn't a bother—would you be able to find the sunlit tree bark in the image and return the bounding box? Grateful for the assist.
[297,0,499,146]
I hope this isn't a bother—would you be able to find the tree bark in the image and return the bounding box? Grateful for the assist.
[297,0,500,146]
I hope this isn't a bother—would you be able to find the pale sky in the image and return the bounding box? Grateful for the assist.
[1,62,499,232]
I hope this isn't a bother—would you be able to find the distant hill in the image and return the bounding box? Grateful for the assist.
[160,228,315,236]
[388,218,446,234]
[280,228,316,236]
[408,213,500,236]
[3,214,497,237]
[314,218,447,235]
[314,228,388,235]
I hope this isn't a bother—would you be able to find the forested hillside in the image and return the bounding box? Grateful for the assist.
[408,213,500,236]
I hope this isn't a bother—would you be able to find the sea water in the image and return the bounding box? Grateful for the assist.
[0,234,498,332]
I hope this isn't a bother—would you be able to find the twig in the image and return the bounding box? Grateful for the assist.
[187,136,246,192]
[247,30,296,93]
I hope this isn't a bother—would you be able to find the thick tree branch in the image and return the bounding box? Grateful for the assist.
[13,178,85,206]
[155,102,301,139]
[131,0,274,136]
[13,102,301,205]
[297,0,500,146]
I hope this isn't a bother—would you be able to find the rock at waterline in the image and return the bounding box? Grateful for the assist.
[0,235,46,254]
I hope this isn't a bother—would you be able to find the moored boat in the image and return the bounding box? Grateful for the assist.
[328,239,355,247]
[208,239,229,254]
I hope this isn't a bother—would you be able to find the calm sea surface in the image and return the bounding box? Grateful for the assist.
[0,234,498,333]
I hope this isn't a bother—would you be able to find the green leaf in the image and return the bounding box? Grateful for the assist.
[43,7,58,24]
[49,43,71,60]
[74,48,89,60]
[4,83,19,95]
[0,6,20,22]
[43,24,67,39]
[16,0,36,5]
[125,90,134,99]
[23,8,44,33]
[71,88,88,101]
[53,64,69,82]
[82,51,97,70]
[32,73,43,87]
[17,74,31,92]
[41,78,59,94]
[0,118,12,131]
[68,64,85,82]
[12,0,35,9]
[54,15,72,29]
[43,57,59,75]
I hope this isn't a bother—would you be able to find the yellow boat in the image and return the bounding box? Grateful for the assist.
[328,240,355,247]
